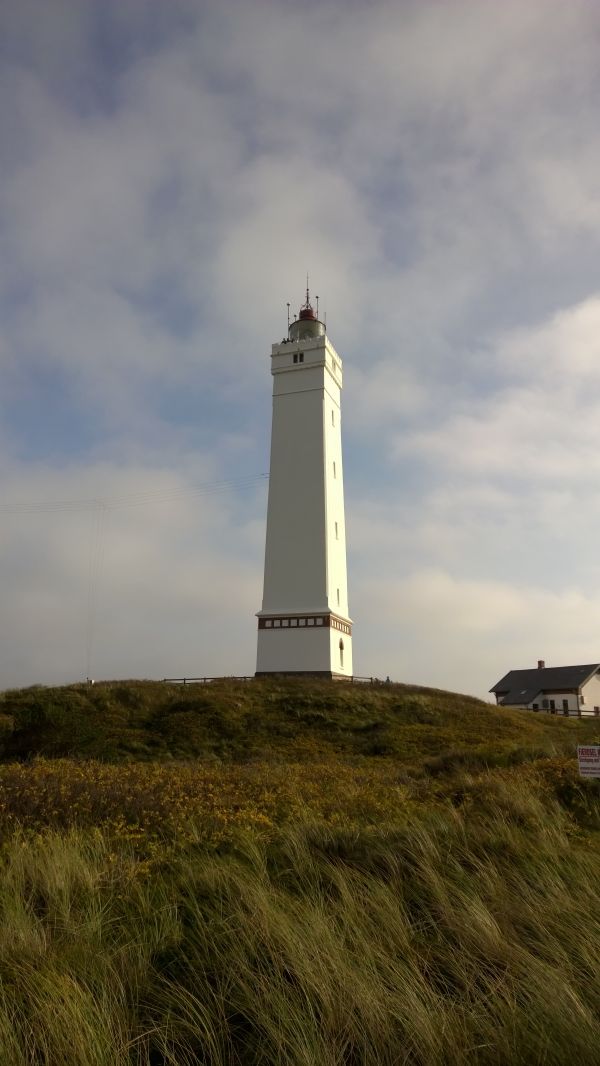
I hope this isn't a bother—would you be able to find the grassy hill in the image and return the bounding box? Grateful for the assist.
[1,677,600,1065]
[1,675,597,763]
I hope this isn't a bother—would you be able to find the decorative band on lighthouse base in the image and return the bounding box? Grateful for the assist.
[257,613,352,635]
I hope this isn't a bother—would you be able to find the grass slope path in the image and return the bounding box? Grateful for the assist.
[0,678,598,1064]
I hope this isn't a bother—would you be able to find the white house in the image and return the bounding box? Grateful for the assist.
[490,660,600,716]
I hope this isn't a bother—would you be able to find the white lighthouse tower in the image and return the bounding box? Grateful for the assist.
[256,286,353,678]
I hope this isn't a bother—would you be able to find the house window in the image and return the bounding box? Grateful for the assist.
[299,353,304,362]
[532,703,539,710]
[595,707,600,717]
[550,700,556,712]
[562,700,569,712]
[542,699,549,709]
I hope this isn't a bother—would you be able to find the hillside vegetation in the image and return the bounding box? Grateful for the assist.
[0,677,599,1065]
[0,675,596,763]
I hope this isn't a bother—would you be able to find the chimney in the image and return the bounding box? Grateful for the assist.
[537,659,545,670]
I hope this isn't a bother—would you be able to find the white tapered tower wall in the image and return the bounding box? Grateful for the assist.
[256,315,353,677]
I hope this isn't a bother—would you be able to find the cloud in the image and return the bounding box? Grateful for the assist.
[398,296,600,485]
[352,566,600,699]
[2,0,600,693]
[0,459,265,688]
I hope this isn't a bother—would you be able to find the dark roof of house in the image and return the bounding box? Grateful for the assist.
[490,664,600,705]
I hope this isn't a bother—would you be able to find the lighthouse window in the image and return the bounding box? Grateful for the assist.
[265,620,272,628]
[333,462,336,478]
[335,522,338,539]
[308,618,315,626]
[331,410,335,426]
[337,588,340,605]
[339,639,344,668]
[299,618,306,626]
[274,620,281,628]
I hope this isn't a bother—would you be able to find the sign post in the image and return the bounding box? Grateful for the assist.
[577,746,600,778]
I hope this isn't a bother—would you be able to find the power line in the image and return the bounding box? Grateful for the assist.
[0,473,269,515]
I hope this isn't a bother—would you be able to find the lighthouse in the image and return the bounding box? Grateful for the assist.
[256,286,353,678]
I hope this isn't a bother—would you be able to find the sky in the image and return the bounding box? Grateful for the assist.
[2,0,600,699]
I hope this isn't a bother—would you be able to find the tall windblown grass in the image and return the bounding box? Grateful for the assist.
[1,677,599,1063]
[0,769,599,1064]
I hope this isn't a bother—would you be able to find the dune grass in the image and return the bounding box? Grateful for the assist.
[0,678,600,1063]
[0,774,600,1064]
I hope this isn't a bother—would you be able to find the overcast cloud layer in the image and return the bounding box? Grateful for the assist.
[2,0,600,698]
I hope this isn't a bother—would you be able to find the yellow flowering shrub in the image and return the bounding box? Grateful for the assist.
[0,758,418,849]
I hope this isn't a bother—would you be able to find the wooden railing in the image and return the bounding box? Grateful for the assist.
[162,676,254,684]
[162,675,388,685]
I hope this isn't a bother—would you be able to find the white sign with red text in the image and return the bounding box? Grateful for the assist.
[577,746,600,778]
